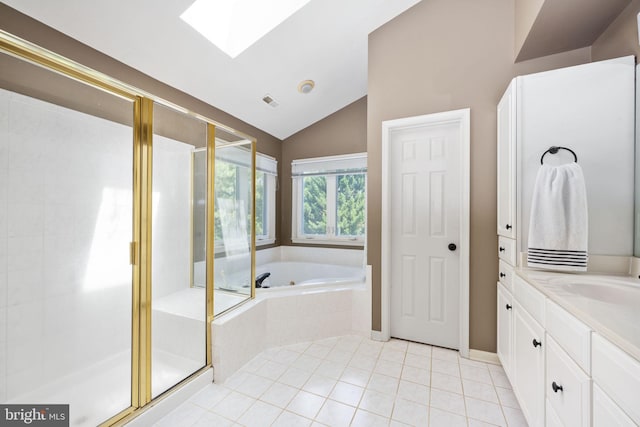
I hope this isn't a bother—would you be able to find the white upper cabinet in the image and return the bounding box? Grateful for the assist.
[497,80,517,239]
[517,55,635,256]
[497,55,635,257]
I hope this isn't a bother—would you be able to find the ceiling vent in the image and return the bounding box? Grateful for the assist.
[262,94,279,108]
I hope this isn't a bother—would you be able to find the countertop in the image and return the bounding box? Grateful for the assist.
[515,269,640,362]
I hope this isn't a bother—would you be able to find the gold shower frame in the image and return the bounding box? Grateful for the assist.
[0,30,257,426]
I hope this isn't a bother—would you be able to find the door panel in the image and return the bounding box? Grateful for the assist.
[389,122,460,348]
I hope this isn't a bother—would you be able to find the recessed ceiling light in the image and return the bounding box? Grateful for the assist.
[298,80,315,94]
[181,0,311,59]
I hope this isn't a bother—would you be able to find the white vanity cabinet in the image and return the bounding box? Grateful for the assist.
[592,384,636,426]
[505,272,640,427]
[513,299,545,427]
[496,283,513,379]
[545,336,591,427]
[497,79,516,240]
[591,334,640,425]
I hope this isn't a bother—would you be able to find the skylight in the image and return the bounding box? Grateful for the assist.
[181,0,311,58]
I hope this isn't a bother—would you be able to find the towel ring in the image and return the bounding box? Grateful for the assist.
[540,146,578,165]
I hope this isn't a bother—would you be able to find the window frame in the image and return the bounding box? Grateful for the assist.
[213,150,277,253]
[291,153,367,246]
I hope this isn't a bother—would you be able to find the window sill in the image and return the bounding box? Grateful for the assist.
[291,238,365,247]
[256,238,276,247]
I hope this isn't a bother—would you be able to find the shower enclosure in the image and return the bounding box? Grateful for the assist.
[0,32,255,426]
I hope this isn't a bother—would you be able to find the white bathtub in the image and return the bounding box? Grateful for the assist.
[256,261,365,289]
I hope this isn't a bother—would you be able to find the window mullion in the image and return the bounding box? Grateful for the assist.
[326,175,337,237]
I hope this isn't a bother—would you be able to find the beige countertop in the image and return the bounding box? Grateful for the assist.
[515,269,640,362]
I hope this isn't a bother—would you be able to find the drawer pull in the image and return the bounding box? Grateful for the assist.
[505,304,512,310]
[506,224,512,230]
[551,381,563,393]
[532,339,542,348]
[499,247,505,252]
[499,272,506,278]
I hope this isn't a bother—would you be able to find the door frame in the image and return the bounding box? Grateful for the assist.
[380,108,470,358]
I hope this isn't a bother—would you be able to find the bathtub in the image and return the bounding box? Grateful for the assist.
[256,261,365,290]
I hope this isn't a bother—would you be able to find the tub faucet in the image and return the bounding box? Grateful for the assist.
[255,272,271,288]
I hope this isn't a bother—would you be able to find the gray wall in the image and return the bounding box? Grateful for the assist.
[367,0,593,352]
[280,97,367,248]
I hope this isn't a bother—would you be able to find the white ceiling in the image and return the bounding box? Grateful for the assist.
[4,0,421,139]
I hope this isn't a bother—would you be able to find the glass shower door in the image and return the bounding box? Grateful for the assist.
[0,51,134,426]
[151,103,207,398]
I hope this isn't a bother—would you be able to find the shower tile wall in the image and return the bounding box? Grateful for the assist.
[0,88,133,403]
[152,135,191,299]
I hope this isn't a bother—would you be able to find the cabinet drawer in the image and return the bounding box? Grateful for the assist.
[514,275,545,326]
[498,260,514,292]
[546,335,591,427]
[593,384,636,427]
[592,334,640,425]
[498,236,516,266]
[545,300,591,373]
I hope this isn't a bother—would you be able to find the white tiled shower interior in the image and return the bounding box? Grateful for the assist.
[154,335,526,427]
[0,87,134,425]
[0,87,208,425]
[151,134,206,397]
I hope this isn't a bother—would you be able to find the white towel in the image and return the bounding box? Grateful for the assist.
[527,162,588,271]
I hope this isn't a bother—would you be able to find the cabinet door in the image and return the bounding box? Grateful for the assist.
[546,336,591,427]
[497,79,516,238]
[593,384,636,427]
[497,283,513,379]
[513,301,545,427]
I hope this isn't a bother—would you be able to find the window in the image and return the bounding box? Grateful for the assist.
[292,153,366,245]
[214,148,277,250]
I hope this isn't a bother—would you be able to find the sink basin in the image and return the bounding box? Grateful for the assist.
[545,275,640,307]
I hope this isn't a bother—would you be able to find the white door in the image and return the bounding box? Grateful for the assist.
[389,121,461,348]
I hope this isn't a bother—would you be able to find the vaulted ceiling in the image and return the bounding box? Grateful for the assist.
[3,0,421,139]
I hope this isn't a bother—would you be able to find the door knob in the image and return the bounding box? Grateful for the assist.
[532,339,542,348]
[499,272,506,278]
[506,224,512,230]
[448,243,457,251]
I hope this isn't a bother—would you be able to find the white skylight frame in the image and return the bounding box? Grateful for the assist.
[181,0,311,58]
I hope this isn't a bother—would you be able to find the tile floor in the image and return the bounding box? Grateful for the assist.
[153,335,527,426]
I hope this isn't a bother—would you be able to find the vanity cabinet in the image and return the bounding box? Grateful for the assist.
[513,300,545,427]
[504,272,640,427]
[592,384,636,426]
[545,336,591,427]
[497,79,516,240]
[591,334,640,425]
[496,283,513,378]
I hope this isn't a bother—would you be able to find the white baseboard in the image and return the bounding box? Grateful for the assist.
[371,330,387,342]
[468,349,501,365]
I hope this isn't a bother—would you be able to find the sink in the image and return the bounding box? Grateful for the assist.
[546,275,640,307]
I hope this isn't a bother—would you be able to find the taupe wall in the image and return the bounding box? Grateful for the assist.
[0,3,284,245]
[280,96,367,247]
[592,0,640,60]
[367,0,593,352]
[515,0,545,56]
